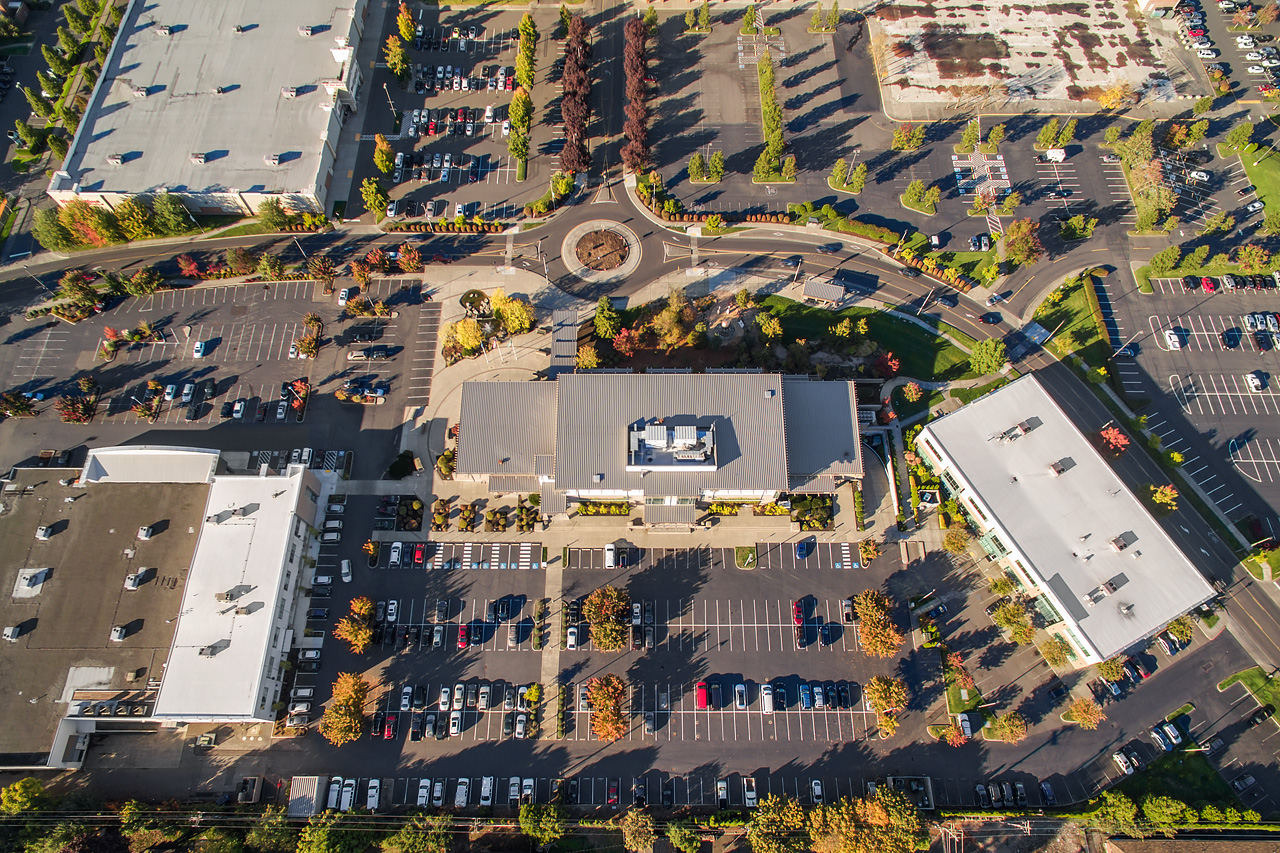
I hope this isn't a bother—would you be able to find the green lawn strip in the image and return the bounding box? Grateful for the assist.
[1219,667,1280,712]
[901,196,936,216]
[1218,141,1280,216]
[1116,750,1236,806]
[937,321,977,350]
[946,679,983,715]
[951,378,1009,405]
[1032,274,1110,368]
[1167,703,1195,721]
[0,201,19,243]
[201,221,272,239]
[1243,556,1267,580]
[759,295,975,381]
[1134,264,1154,294]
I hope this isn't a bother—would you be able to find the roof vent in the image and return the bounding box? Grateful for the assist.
[264,153,280,165]
[765,389,775,398]
[281,86,298,99]
[106,153,124,165]
[131,86,147,98]
[298,25,314,36]
[215,86,225,95]
[234,606,252,615]
[1109,536,1128,553]
[156,25,172,36]
[593,473,604,483]
[1048,461,1064,477]
[214,592,231,602]
[190,152,206,164]
[198,645,216,657]
[232,24,243,33]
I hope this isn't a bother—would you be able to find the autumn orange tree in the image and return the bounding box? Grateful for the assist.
[941,724,967,747]
[865,675,907,737]
[587,674,628,741]
[1066,696,1106,730]
[853,590,903,658]
[318,672,369,746]
[809,786,927,853]
[332,598,373,654]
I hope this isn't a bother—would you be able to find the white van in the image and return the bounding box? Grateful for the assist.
[292,687,315,699]
[323,520,342,531]
[326,777,342,810]
[340,559,353,583]
[321,532,341,544]
[761,684,774,716]
[455,777,470,807]
[604,543,616,569]
[480,776,494,806]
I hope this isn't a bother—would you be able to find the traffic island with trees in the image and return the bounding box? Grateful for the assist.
[440,288,536,365]
[752,51,792,183]
[583,585,629,651]
[559,14,591,175]
[621,18,651,174]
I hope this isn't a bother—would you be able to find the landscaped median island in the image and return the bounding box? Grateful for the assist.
[1219,667,1280,719]
[1032,270,1110,367]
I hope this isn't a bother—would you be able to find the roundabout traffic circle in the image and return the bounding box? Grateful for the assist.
[560,220,642,286]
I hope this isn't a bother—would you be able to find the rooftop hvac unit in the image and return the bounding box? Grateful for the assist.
[131,86,147,98]
[190,152,206,164]
[264,153,280,165]
[234,606,251,615]
[1048,461,1064,477]
[214,592,231,602]
[281,86,298,99]
[106,153,124,165]
[298,25,314,36]
[156,25,172,36]
[198,645,216,657]
[1109,536,1128,553]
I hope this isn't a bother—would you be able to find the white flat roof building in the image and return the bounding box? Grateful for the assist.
[917,375,1214,665]
[48,0,368,215]
[153,466,323,722]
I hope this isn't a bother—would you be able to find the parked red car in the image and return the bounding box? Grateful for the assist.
[457,625,468,649]
[1201,276,1216,293]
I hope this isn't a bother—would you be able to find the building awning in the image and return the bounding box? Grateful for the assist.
[540,486,568,515]
[644,503,698,524]
[788,475,837,493]
[802,279,846,304]
[488,474,539,494]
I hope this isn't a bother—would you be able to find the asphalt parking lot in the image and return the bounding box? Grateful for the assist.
[1108,280,1280,533]
[0,277,433,431]
[361,8,550,224]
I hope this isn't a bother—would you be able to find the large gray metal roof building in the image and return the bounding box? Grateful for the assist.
[457,373,863,522]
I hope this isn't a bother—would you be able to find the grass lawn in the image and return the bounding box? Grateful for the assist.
[893,385,945,420]
[902,233,999,279]
[1218,140,1280,217]
[1032,274,1110,368]
[951,377,1009,405]
[946,680,983,715]
[1117,751,1236,806]
[1244,556,1268,580]
[1168,703,1195,721]
[901,196,937,216]
[760,295,975,381]
[1219,667,1280,712]
[202,220,271,239]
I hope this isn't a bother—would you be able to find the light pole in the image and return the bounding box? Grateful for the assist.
[293,236,309,261]
[22,264,53,296]
[382,83,398,121]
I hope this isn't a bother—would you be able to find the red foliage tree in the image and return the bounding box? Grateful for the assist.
[613,327,639,357]
[1099,425,1129,453]
[176,254,201,278]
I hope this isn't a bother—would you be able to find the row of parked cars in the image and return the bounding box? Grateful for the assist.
[323,774,533,812]
[688,678,862,713]
[369,681,535,742]
[1176,272,1280,293]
